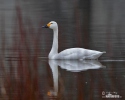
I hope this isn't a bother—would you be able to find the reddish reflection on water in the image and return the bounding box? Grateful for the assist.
[1,58,125,100]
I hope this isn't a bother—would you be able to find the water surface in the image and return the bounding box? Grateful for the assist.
[0,58,124,100]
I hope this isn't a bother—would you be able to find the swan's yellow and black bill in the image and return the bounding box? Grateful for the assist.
[42,25,48,28]
[42,23,51,28]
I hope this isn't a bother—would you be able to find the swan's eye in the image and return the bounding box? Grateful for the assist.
[51,23,53,24]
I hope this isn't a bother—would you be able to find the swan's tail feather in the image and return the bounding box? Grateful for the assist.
[102,51,106,53]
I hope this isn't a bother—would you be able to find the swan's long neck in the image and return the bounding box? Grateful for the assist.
[49,28,58,58]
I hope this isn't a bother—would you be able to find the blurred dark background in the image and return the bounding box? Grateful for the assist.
[0,1,125,100]
[1,0,125,58]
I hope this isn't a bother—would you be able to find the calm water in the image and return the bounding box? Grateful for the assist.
[0,58,124,100]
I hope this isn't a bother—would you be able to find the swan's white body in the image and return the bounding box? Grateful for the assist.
[43,21,105,59]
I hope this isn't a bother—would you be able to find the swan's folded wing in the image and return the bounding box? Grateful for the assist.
[55,48,102,59]
[56,48,85,59]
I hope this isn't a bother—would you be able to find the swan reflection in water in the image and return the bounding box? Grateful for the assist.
[48,60,106,97]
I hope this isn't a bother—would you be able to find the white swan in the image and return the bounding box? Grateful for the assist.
[42,21,106,59]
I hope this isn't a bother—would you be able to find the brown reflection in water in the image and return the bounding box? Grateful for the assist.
[0,4,43,99]
[2,59,41,100]
[1,59,125,100]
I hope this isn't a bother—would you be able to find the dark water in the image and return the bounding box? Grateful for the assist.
[0,58,124,100]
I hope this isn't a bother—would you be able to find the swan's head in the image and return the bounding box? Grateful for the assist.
[42,21,58,30]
